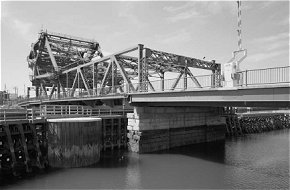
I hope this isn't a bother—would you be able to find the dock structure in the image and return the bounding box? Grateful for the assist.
[0,109,48,176]
[0,105,128,175]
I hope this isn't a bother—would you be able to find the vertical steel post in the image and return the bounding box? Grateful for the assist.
[93,64,96,95]
[57,82,60,99]
[39,86,43,97]
[245,70,248,86]
[27,86,30,98]
[160,71,165,91]
[183,67,188,90]
[211,70,215,88]
[66,73,69,96]
[111,59,115,94]
[95,64,99,95]
[36,86,39,97]
[138,44,144,92]
[214,63,221,88]
[77,72,80,97]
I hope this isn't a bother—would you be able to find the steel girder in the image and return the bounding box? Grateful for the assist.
[27,30,103,97]
[27,31,221,99]
[145,48,218,72]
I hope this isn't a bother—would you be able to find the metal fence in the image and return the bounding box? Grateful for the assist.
[237,66,290,86]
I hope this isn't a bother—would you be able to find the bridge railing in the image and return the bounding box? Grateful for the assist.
[17,66,290,104]
[39,105,131,118]
[0,106,131,123]
[0,109,28,122]
[39,105,92,118]
[0,108,46,123]
[237,66,290,86]
[91,108,132,117]
[128,74,214,93]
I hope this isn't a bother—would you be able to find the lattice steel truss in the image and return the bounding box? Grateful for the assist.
[28,31,221,99]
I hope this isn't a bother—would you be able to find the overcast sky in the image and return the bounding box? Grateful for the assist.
[1,0,289,95]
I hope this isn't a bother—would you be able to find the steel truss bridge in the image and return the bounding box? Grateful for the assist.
[23,31,289,108]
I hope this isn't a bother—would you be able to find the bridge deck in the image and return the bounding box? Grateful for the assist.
[128,85,290,107]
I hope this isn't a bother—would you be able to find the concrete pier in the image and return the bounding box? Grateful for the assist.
[127,106,226,153]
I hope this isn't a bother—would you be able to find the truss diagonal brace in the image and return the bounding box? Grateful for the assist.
[171,72,184,90]
[45,37,59,72]
[99,61,112,95]
[70,72,78,97]
[112,56,136,93]
[146,76,155,91]
[48,84,56,99]
[58,79,66,97]
[186,68,202,88]
[78,68,91,96]
[40,83,48,97]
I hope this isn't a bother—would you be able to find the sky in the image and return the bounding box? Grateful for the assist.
[1,0,289,95]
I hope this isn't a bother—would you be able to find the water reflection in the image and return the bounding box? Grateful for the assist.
[93,149,129,168]
[125,153,141,189]
[153,140,226,164]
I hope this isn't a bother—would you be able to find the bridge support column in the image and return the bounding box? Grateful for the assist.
[127,106,226,153]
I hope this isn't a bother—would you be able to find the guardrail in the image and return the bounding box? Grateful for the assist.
[40,105,92,117]
[237,66,290,86]
[0,109,28,122]
[0,106,132,123]
[39,105,131,118]
[131,74,214,92]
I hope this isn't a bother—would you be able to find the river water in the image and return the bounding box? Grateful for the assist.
[1,129,289,189]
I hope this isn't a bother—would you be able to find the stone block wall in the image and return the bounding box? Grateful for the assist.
[127,106,226,153]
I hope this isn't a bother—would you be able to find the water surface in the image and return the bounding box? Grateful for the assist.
[1,129,289,189]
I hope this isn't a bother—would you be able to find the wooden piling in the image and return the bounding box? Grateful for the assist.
[47,118,102,168]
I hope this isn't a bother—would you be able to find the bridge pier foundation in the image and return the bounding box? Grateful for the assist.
[127,106,226,153]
